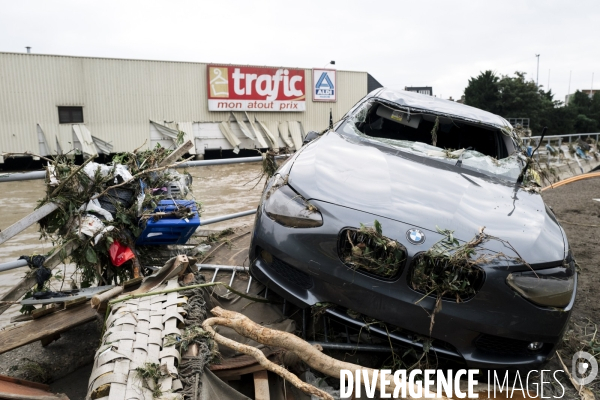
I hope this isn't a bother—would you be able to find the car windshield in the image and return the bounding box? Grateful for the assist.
[340,100,523,182]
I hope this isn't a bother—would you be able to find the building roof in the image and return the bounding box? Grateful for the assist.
[0,51,369,74]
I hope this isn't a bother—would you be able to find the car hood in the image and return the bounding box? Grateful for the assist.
[288,132,566,264]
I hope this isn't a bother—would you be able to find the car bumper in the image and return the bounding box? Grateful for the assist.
[249,200,577,370]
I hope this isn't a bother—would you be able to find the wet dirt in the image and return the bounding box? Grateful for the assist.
[542,179,600,327]
[541,178,600,397]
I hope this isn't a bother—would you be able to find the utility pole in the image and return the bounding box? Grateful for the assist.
[547,69,550,90]
[535,54,540,87]
[592,72,595,96]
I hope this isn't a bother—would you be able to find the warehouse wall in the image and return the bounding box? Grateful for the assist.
[0,52,368,155]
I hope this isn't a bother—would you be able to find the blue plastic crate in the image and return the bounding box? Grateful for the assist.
[136,200,200,245]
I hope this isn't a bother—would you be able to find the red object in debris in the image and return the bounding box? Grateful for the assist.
[109,240,135,267]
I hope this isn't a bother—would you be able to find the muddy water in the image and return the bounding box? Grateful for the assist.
[0,162,265,327]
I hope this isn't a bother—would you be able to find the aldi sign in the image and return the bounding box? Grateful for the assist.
[312,69,336,102]
[207,65,306,111]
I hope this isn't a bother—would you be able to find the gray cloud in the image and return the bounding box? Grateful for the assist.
[1,0,598,104]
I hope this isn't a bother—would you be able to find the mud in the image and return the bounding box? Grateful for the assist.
[541,178,600,396]
[542,179,600,326]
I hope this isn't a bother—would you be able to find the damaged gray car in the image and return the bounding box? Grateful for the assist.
[249,88,577,370]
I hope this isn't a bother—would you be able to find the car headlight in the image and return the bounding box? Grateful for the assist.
[262,176,323,228]
[506,264,576,308]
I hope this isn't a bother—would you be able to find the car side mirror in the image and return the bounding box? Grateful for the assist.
[303,131,320,146]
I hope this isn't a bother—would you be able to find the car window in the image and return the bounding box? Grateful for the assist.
[340,100,523,182]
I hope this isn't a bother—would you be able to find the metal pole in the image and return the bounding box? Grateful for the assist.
[178,155,287,168]
[0,155,289,183]
[0,171,45,183]
[536,54,540,87]
[196,264,249,272]
[0,259,28,273]
[199,209,256,226]
[309,342,401,353]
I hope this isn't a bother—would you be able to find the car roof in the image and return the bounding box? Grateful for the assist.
[370,88,512,130]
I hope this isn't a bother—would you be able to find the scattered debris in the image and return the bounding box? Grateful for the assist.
[34,144,197,291]
[410,227,525,333]
[202,306,444,400]
[340,220,406,279]
[19,358,52,384]
[202,228,234,244]
[135,362,167,398]
[311,302,336,318]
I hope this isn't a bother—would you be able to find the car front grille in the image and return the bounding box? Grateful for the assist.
[338,228,406,280]
[474,334,545,356]
[407,254,484,301]
[259,248,314,290]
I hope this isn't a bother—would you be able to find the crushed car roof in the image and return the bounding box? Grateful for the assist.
[369,88,512,130]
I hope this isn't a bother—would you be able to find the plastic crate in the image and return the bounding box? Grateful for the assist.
[136,200,200,245]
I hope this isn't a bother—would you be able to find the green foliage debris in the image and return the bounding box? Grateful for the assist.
[36,144,197,290]
[410,227,526,333]
[135,362,165,398]
[341,220,406,279]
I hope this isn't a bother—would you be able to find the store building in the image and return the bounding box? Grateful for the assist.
[0,52,382,160]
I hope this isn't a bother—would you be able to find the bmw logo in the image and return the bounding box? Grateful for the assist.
[406,228,426,245]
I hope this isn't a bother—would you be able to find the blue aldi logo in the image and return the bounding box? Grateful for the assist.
[313,69,336,102]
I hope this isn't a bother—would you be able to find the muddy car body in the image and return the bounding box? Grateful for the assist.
[249,88,577,370]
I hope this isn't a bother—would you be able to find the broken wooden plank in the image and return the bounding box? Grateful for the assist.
[158,139,193,167]
[32,305,60,319]
[0,390,69,400]
[10,314,33,323]
[40,332,61,347]
[0,202,59,246]
[0,374,51,391]
[0,241,77,316]
[0,373,70,399]
[253,370,270,400]
[0,301,96,355]
[63,296,87,309]
[213,363,268,381]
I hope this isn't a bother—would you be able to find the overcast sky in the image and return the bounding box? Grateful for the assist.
[1,0,598,103]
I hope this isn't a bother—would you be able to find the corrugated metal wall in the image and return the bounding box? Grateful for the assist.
[0,52,368,155]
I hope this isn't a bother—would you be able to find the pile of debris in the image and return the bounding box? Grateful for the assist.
[34,143,198,293]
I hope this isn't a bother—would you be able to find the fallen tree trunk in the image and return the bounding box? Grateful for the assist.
[202,306,448,400]
[203,312,333,400]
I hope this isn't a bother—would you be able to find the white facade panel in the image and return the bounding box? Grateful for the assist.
[0,52,369,156]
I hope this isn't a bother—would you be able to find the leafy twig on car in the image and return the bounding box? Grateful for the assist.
[410,227,528,334]
[342,220,406,279]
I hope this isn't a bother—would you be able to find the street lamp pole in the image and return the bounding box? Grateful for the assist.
[535,54,540,87]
